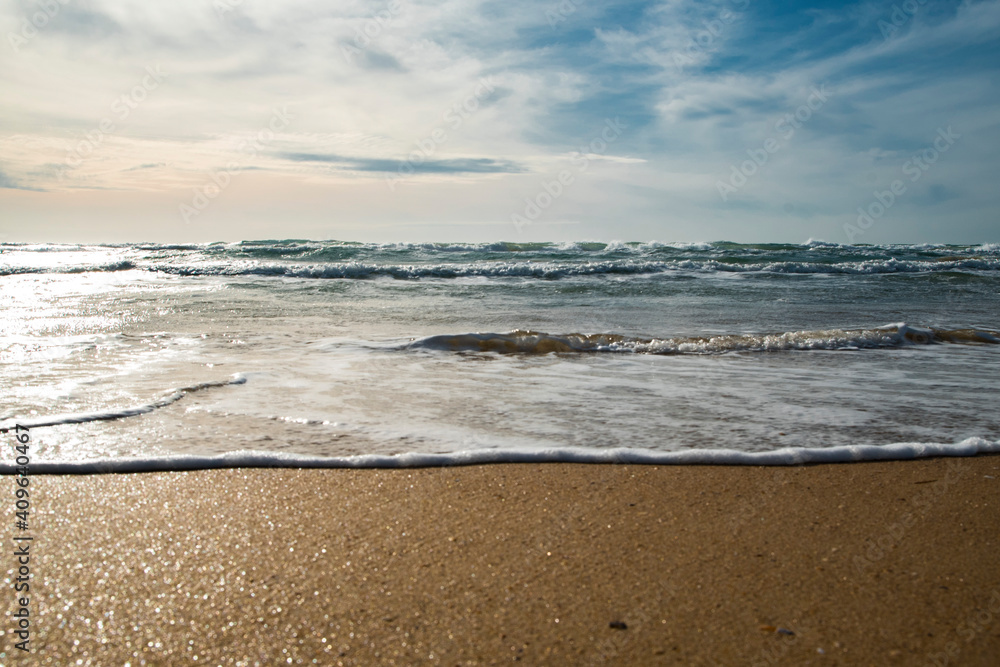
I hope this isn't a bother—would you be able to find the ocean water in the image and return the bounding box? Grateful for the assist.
[2,240,999,471]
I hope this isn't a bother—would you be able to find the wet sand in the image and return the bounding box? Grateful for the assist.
[3,457,1000,665]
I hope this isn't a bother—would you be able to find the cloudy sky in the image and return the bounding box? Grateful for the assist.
[0,0,998,243]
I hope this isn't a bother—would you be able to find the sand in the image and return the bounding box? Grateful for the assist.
[2,457,1000,665]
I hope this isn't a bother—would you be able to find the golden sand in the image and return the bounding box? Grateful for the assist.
[2,457,1000,665]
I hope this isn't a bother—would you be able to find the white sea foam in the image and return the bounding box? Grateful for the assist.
[3,438,998,474]
[0,375,246,430]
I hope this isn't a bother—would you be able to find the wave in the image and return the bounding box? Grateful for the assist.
[0,375,246,431]
[4,239,999,253]
[149,260,683,279]
[406,325,1000,355]
[5,240,1000,280]
[0,260,137,276]
[6,257,999,279]
[3,438,998,474]
[5,247,1000,279]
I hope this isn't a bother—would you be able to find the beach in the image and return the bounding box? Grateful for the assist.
[4,456,999,665]
[4,0,1000,661]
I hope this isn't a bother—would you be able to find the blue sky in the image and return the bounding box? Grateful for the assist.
[0,0,998,243]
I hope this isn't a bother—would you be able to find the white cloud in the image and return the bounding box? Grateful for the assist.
[0,0,997,242]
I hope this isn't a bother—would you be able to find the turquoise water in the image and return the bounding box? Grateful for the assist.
[1,240,998,469]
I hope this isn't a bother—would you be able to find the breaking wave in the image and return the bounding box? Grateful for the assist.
[5,257,998,279]
[3,240,1000,279]
[406,325,1000,355]
[0,375,246,431]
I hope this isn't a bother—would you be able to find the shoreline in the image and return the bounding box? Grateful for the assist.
[3,436,1000,474]
[3,457,999,664]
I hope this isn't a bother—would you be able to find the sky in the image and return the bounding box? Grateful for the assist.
[0,0,998,244]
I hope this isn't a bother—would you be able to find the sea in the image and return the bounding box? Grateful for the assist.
[2,240,999,472]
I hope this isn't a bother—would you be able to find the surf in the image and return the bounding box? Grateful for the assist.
[405,324,1000,355]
